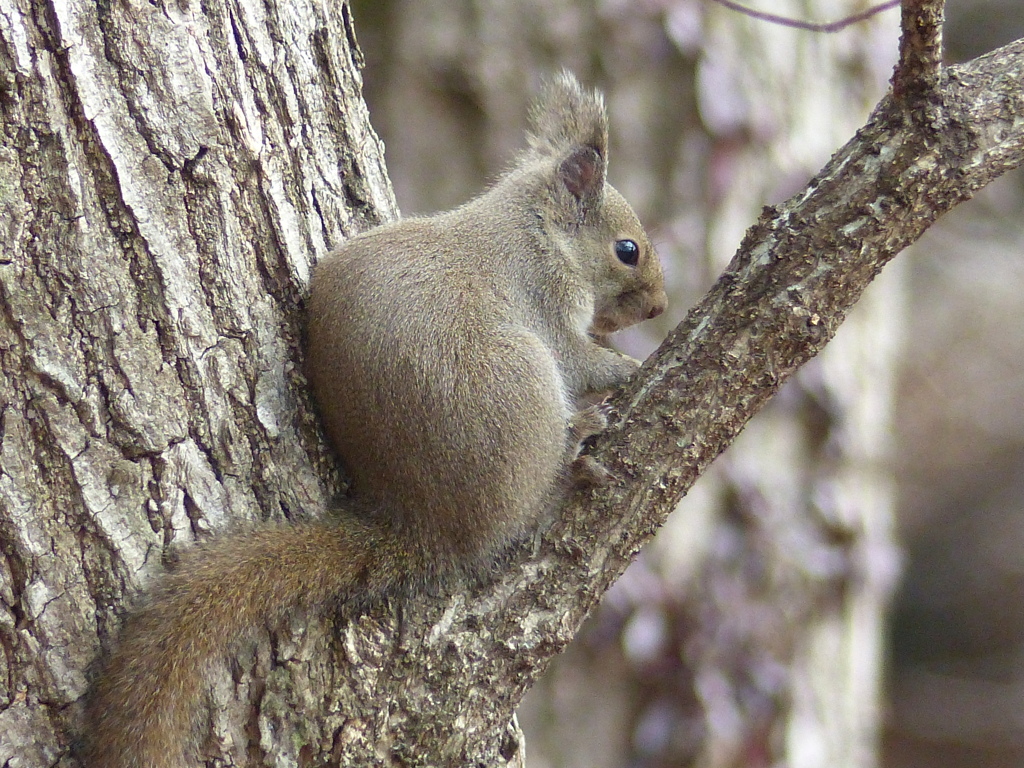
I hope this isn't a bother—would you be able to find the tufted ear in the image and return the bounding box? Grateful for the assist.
[527,70,608,164]
[528,71,609,224]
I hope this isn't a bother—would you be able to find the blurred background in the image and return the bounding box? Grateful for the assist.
[349,1,1024,766]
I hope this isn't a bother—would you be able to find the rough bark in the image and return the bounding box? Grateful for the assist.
[0,1,1022,767]
[0,0,394,762]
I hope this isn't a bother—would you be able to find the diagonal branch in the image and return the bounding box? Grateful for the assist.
[559,35,1024,632]
[345,31,1024,768]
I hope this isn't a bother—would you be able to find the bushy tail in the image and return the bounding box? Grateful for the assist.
[83,517,392,768]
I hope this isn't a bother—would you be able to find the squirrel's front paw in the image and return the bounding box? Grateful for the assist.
[609,352,641,379]
[585,349,641,395]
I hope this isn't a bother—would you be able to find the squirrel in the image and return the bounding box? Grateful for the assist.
[82,71,667,768]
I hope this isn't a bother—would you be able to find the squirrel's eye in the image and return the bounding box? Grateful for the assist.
[614,239,640,267]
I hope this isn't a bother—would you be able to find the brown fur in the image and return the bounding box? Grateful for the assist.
[83,71,666,768]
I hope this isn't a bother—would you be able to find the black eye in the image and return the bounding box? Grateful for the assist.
[614,239,640,266]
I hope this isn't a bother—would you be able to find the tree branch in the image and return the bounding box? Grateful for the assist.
[579,32,1023,587]
[375,32,1024,765]
[574,33,1024,615]
[706,0,900,34]
[893,0,945,101]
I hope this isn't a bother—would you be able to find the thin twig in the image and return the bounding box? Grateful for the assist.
[706,0,900,33]
[893,0,946,100]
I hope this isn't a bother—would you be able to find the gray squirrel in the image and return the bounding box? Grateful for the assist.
[84,71,666,768]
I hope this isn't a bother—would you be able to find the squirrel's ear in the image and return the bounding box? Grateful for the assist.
[530,71,609,222]
[558,145,605,204]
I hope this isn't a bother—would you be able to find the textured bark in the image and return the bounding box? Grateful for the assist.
[1,0,1022,767]
[0,0,395,763]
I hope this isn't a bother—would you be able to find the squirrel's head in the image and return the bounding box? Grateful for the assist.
[529,72,667,335]
[583,184,667,335]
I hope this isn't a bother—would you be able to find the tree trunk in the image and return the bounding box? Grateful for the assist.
[1,0,1022,765]
[0,0,395,762]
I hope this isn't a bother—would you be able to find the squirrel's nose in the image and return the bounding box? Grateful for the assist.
[647,295,666,319]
